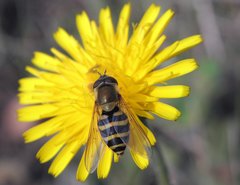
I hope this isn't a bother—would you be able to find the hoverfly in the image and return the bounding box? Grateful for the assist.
[84,72,151,172]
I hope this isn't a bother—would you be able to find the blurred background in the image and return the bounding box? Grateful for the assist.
[0,0,239,185]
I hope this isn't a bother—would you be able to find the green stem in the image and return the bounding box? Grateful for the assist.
[154,143,172,185]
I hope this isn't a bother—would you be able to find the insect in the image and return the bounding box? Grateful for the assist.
[84,72,151,172]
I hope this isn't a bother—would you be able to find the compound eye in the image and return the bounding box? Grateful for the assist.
[106,77,118,84]
[93,80,101,89]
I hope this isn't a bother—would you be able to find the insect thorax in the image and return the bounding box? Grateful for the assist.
[93,75,119,112]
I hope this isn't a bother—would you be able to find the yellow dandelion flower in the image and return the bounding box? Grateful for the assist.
[18,4,202,181]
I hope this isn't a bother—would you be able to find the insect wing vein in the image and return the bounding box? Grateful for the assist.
[119,96,152,159]
[84,103,104,173]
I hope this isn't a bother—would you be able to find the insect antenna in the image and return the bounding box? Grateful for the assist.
[89,65,102,76]
[95,70,102,76]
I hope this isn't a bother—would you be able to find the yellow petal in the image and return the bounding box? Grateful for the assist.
[49,141,82,177]
[57,65,86,86]
[140,41,179,79]
[149,85,190,98]
[87,21,114,68]
[113,153,119,163]
[131,36,166,82]
[144,9,174,47]
[97,146,113,179]
[137,117,156,145]
[146,102,181,121]
[32,52,61,72]
[25,66,71,87]
[36,133,66,163]
[76,11,93,48]
[145,58,199,85]
[116,3,130,50]
[36,120,88,164]
[23,115,66,143]
[126,4,160,74]
[23,110,89,143]
[18,77,53,92]
[130,93,158,103]
[130,4,160,44]
[76,152,89,182]
[134,109,154,120]
[17,104,58,122]
[18,92,55,104]
[130,150,149,169]
[139,35,202,80]
[140,35,166,67]
[99,7,115,46]
[114,4,131,71]
[53,28,84,64]
[51,48,88,76]
[18,87,87,106]
[76,14,104,68]
[166,35,203,60]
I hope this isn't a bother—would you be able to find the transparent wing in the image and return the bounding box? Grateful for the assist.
[119,96,152,159]
[84,103,105,173]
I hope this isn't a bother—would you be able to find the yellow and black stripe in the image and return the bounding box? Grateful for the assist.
[98,106,129,155]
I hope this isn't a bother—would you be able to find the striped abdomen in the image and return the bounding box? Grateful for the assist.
[98,106,129,155]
